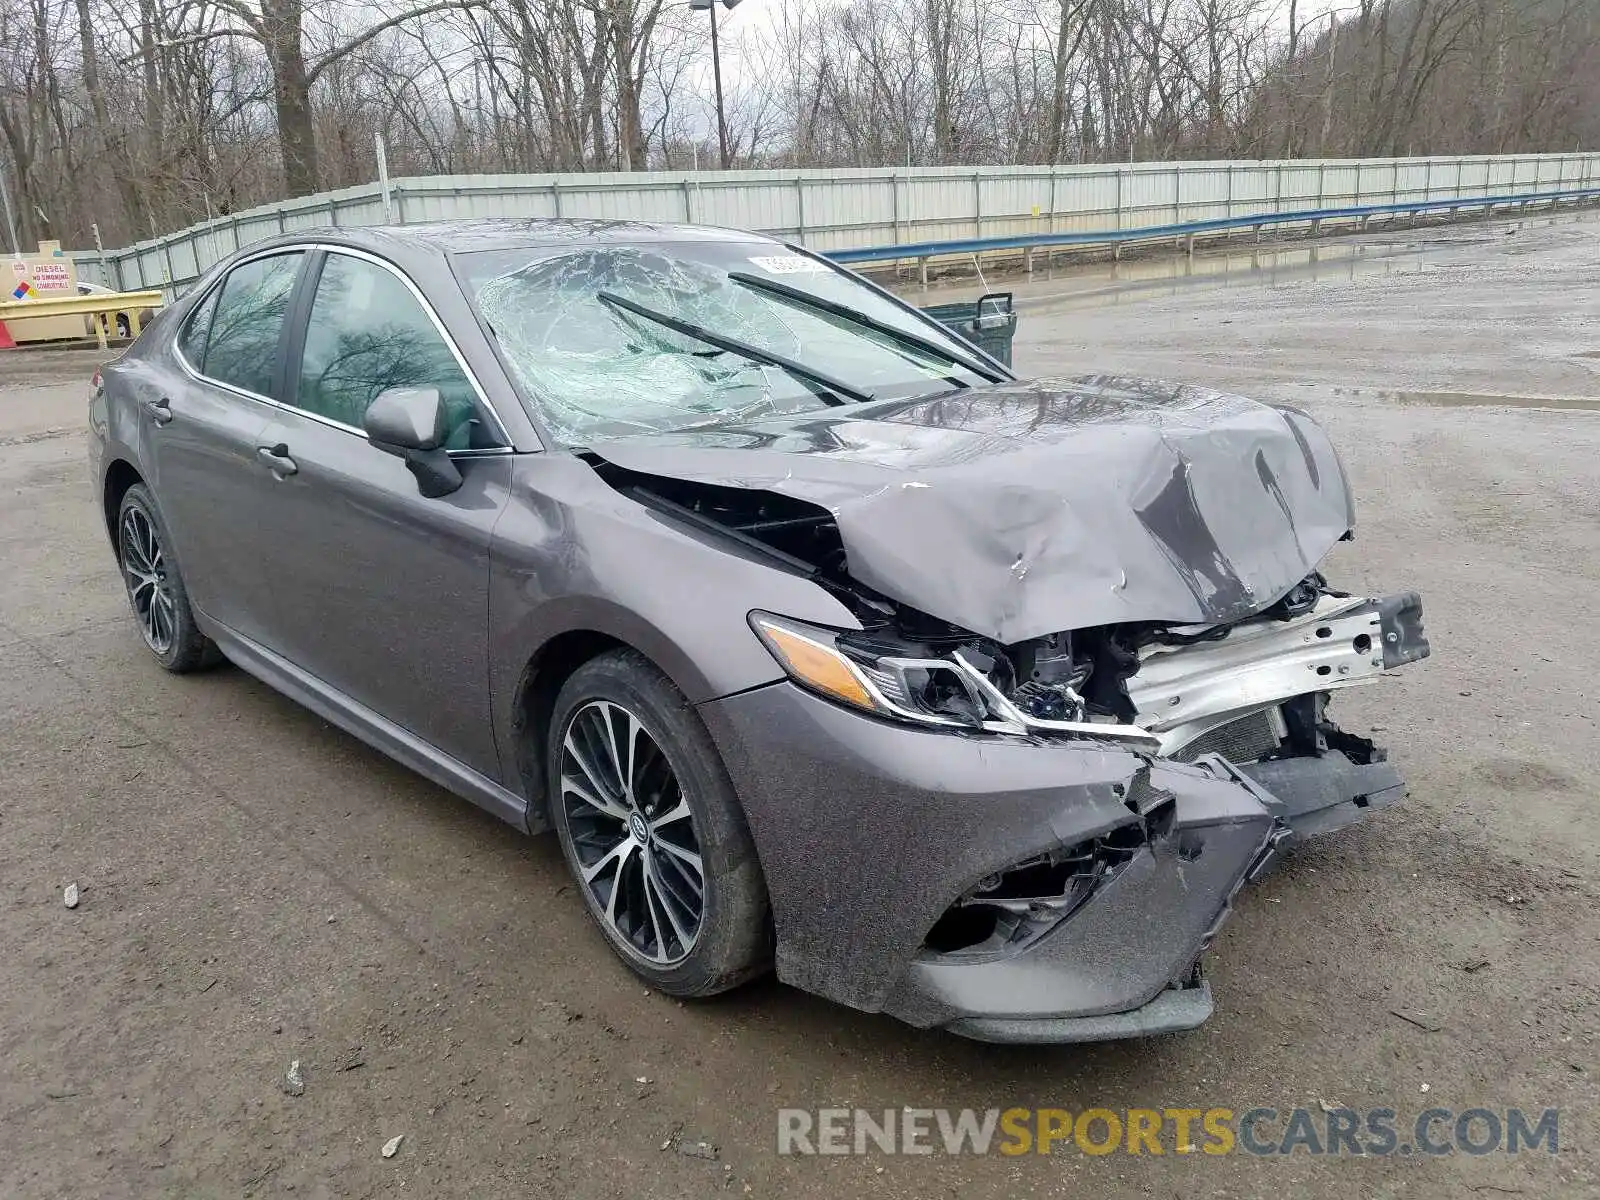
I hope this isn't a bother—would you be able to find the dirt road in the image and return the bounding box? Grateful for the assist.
[2,214,1595,1198]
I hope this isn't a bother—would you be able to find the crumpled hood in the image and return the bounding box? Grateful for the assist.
[595,375,1356,642]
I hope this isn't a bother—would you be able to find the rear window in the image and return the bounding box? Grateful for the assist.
[177,289,217,365]
[195,252,304,396]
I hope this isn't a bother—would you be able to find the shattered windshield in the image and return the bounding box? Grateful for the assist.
[453,241,991,444]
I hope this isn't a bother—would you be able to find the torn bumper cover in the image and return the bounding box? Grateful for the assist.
[699,656,1420,1045]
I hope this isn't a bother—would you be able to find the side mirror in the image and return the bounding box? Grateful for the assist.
[364,386,462,498]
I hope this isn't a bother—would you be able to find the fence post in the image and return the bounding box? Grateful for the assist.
[973,172,982,240]
[551,180,562,218]
[795,176,806,245]
[682,178,694,223]
[1173,163,1182,226]
[1114,167,1124,230]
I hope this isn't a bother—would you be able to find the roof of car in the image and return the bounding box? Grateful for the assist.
[302,218,782,258]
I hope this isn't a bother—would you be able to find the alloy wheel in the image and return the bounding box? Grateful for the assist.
[559,699,706,965]
[120,505,176,655]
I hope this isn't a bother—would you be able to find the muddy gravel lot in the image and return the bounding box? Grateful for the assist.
[2,213,1596,1198]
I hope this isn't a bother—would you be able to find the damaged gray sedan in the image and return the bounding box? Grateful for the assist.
[89,219,1429,1043]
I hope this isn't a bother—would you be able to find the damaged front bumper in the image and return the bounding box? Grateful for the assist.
[698,593,1427,1044]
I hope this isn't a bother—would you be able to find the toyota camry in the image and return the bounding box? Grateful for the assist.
[88,219,1430,1042]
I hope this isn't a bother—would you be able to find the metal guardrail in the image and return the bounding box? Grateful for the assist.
[0,290,163,349]
[823,184,1600,270]
[72,153,1600,297]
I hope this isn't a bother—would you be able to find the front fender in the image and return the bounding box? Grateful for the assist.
[487,453,860,795]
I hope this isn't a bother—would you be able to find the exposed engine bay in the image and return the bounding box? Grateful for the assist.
[594,461,1430,765]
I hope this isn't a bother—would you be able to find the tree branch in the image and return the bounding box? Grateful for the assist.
[117,26,258,67]
[306,0,485,85]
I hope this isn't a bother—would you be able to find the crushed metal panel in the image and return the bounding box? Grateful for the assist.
[596,376,1357,641]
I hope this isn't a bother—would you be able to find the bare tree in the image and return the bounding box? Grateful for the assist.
[2,0,1597,249]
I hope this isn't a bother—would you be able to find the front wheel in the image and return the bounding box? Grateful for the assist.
[547,649,771,996]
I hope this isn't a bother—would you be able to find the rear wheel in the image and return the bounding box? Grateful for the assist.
[116,484,220,673]
[547,649,770,996]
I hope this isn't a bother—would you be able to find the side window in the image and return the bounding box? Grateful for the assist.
[177,287,218,366]
[294,254,490,449]
[201,252,305,396]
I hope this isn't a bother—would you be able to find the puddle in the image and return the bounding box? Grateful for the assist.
[1330,388,1600,412]
[895,239,1431,312]
[1383,390,1600,412]
[890,210,1600,313]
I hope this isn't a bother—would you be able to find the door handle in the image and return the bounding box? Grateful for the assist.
[257,444,298,477]
[145,398,173,426]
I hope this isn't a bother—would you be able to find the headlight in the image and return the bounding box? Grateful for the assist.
[749,610,1163,750]
[749,611,1003,730]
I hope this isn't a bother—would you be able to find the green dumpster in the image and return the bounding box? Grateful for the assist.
[918,291,1016,367]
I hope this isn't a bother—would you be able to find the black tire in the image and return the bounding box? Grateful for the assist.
[116,484,222,673]
[546,649,771,996]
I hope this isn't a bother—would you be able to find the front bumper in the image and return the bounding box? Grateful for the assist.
[698,681,1408,1044]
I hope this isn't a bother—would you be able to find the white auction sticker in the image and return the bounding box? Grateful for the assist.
[747,255,828,275]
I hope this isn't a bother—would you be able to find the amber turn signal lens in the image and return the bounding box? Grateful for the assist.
[752,618,878,712]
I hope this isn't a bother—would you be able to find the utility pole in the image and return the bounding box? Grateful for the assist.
[690,0,742,169]
[375,132,393,222]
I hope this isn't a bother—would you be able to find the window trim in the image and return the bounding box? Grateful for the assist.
[174,242,515,456]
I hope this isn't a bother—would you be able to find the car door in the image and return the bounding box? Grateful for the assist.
[143,250,307,644]
[246,247,513,778]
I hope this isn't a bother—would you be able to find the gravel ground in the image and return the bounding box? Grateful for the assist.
[1,212,1596,1199]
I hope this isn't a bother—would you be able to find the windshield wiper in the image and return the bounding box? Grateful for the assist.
[596,291,873,406]
[726,270,1005,383]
